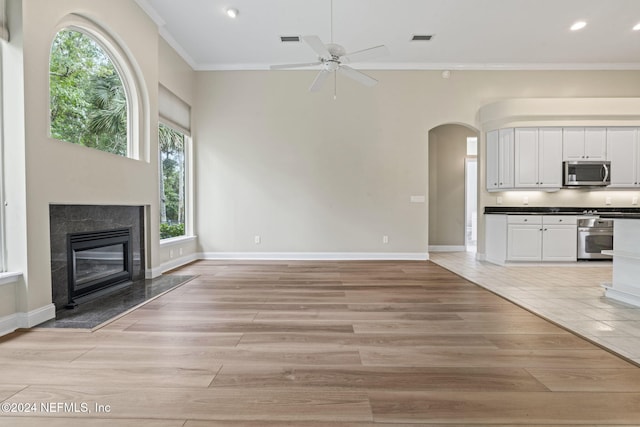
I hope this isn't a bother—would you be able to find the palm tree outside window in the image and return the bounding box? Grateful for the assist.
[49,29,128,156]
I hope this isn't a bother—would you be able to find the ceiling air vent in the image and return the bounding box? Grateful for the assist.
[411,34,433,41]
[280,36,300,43]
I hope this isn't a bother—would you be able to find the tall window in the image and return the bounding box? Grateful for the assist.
[49,29,128,156]
[160,123,186,239]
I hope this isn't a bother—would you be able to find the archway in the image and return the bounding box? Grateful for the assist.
[428,123,480,252]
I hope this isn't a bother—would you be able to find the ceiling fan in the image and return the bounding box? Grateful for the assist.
[270,36,389,92]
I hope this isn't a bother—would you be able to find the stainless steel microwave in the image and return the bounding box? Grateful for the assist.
[563,161,611,187]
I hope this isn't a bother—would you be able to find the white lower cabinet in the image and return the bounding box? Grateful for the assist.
[506,215,577,262]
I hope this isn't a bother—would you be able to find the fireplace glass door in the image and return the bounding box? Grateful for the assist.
[67,228,133,306]
[74,243,126,290]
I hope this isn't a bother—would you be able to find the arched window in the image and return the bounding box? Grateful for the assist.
[49,28,130,156]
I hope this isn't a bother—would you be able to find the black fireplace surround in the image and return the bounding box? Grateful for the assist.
[50,205,145,310]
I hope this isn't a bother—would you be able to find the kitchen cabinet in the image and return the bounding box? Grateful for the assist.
[486,129,514,191]
[563,127,607,161]
[506,215,577,262]
[607,128,639,187]
[514,128,563,189]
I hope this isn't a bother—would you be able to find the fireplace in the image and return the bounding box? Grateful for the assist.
[67,228,133,307]
[50,205,145,311]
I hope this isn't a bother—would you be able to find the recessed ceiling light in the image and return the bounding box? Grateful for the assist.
[226,8,239,18]
[570,21,587,31]
[633,22,640,31]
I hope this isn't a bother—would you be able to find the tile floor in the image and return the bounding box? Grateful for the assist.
[429,252,640,365]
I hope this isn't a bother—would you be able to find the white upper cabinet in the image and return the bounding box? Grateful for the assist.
[514,128,562,189]
[607,128,639,187]
[538,128,563,188]
[486,128,514,191]
[563,127,607,161]
[584,128,607,160]
[514,128,539,188]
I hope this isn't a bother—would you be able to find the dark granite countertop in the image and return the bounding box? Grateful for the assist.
[485,207,640,216]
[599,214,640,219]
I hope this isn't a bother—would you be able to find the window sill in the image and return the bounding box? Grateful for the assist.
[0,272,22,287]
[160,235,197,247]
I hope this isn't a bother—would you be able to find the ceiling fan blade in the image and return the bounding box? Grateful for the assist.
[302,35,331,60]
[337,65,378,87]
[309,70,330,92]
[342,45,390,63]
[270,61,322,70]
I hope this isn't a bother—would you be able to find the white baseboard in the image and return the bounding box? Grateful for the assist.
[0,313,18,337]
[161,253,199,273]
[17,303,56,328]
[604,286,640,308]
[428,245,466,252]
[199,252,429,261]
[0,303,56,337]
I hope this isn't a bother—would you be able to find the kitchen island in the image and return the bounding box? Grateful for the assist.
[600,215,640,307]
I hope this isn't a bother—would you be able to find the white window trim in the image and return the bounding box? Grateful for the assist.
[159,235,197,247]
[159,121,192,240]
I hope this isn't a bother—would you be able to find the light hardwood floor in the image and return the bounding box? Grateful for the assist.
[1,260,640,425]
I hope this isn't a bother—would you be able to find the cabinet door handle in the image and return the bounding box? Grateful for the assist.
[544,228,548,231]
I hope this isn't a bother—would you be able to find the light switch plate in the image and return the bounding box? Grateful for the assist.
[633,197,638,205]
[496,196,503,205]
[523,196,529,205]
[605,197,612,205]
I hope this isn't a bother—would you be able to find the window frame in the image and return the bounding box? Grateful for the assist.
[158,121,192,240]
[48,14,149,162]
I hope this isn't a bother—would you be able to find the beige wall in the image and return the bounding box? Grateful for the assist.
[1,0,28,321]
[0,0,199,329]
[194,70,640,257]
[157,38,197,270]
[429,124,478,247]
[2,0,166,322]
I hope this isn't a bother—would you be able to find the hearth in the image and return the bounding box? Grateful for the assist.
[67,228,133,308]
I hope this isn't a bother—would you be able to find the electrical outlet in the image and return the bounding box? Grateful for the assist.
[496,196,503,205]
[383,235,389,244]
[254,235,261,244]
[633,196,638,205]
[605,197,612,205]
[523,196,529,205]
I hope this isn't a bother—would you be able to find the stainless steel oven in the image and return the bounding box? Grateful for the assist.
[577,218,613,260]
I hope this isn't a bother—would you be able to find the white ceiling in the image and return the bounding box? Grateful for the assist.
[135,0,640,71]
